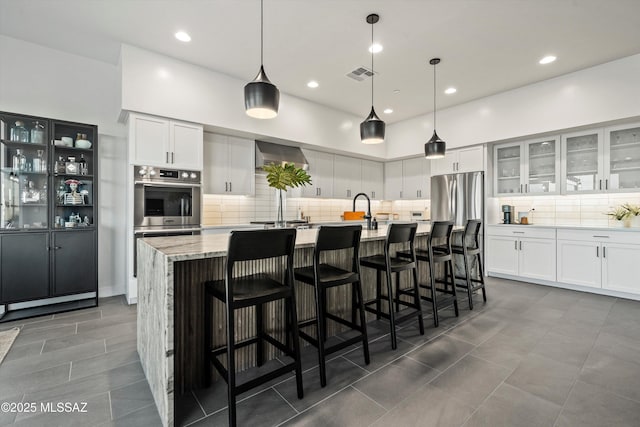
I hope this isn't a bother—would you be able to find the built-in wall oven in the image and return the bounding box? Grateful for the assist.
[133,165,202,276]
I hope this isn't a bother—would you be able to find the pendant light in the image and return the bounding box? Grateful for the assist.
[425,58,446,159]
[360,13,385,144]
[244,0,279,119]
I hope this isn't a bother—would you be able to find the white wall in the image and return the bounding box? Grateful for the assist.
[120,44,386,159]
[387,53,640,159]
[0,35,127,298]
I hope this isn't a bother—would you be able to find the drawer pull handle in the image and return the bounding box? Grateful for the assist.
[592,235,609,238]
[512,231,525,234]
[596,246,599,257]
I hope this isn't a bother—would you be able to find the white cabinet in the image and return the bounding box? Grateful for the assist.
[384,158,430,200]
[486,226,556,281]
[361,160,384,200]
[333,155,362,199]
[557,229,640,293]
[494,137,560,196]
[431,146,484,175]
[604,122,640,192]
[128,113,203,170]
[298,149,333,198]
[561,129,604,194]
[203,134,254,195]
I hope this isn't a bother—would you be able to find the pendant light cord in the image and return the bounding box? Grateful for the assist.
[260,0,264,66]
[370,20,374,107]
[433,62,437,130]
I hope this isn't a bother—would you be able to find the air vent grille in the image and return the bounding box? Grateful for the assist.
[346,66,377,81]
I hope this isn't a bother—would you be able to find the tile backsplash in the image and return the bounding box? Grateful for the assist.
[202,173,431,225]
[497,193,640,227]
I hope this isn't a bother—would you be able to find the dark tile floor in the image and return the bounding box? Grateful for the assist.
[1,277,640,426]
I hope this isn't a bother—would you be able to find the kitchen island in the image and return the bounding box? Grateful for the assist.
[137,223,453,426]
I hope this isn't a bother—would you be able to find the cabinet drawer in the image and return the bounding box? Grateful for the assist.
[486,225,556,239]
[557,228,640,244]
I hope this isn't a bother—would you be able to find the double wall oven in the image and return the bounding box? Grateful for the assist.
[133,165,201,276]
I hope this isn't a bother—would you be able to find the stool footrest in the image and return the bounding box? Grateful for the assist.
[211,336,260,357]
[235,363,298,395]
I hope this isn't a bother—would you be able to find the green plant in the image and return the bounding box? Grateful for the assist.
[263,163,312,191]
[622,203,640,217]
[607,206,632,221]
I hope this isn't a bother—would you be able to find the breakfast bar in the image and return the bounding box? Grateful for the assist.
[136,223,453,426]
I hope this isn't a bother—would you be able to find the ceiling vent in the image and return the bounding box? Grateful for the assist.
[346,66,377,82]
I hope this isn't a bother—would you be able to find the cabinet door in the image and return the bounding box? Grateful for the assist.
[53,231,96,296]
[602,243,640,294]
[604,123,640,192]
[403,157,429,199]
[562,130,604,193]
[333,155,362,199]
[0,233,49,303]
[486,235,519,276]
[556,240,601,288]
[518,237,556,281]
[431,151,456,175]
[129,114,170,167]
[310,150,334,198]
[384,161,403,199]
[524,136,560,195]
[170,121,203,170]
[227,136,255,195]
[203,134,230,194]
[361,160,384,199]
[457,146,484,173]
[494,142,523,196]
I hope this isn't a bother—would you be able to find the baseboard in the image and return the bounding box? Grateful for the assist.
[98,284,125,298]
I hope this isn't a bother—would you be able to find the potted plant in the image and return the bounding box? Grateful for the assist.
[607,205,633,227]
[263,163,311,227]
[623,203,640,227]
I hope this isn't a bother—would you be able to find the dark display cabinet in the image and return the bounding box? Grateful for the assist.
[0,111,98,321]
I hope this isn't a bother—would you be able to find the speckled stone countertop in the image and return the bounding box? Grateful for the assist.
[140,223,441,262]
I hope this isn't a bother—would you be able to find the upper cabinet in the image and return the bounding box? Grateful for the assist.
[128,113,203,170]
[361,160,384,200]
[203,134,254,195]
[384,158,430,200]
[494,136,560,196]
[561,129,603,193]
[604,123,640,192]
[431,146,484,175]
[333,155,362,199]
[295,149,334,198]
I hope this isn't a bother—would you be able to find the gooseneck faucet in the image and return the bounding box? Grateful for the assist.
[353,192,372,230]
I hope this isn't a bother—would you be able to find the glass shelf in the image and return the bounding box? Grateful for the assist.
[566,147,598,154]
[0,139,48,149]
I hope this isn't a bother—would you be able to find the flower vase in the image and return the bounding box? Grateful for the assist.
[623,217,632,228]
[276,189,286,228]
[633,216,640,228]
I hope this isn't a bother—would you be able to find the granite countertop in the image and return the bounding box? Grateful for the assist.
[141,223,440,262]
[489,223,640,232]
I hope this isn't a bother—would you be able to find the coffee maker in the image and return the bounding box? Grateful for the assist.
[502,205,515,224]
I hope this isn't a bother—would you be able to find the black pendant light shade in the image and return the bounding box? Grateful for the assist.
[245,0,279,119]
[361,13,385,144]
[425,57,447,159]
[245,65,280,119]
[360,106,385,144]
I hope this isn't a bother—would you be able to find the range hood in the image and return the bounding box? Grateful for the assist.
[255,141,309,170]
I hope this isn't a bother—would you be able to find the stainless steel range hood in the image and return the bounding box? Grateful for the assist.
[255,141,309,170]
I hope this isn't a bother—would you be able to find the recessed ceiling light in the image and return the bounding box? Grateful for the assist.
[175,31,191,42]
[369,43,383,53]
[383,108,393,114]
[393,89,400,94]
[444,87,457,95]
[306,80,319,88]
[539,55,556,65]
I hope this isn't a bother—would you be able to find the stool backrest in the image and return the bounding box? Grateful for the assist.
[387,222,418,244]
[315,225,362,272]
[428,221,454,251]
[463,219,482,249]
[227,228,297,264]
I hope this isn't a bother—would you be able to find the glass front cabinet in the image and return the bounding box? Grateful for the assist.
[605,123,640,192]
[0,111,97,320]
[561,129,604,193]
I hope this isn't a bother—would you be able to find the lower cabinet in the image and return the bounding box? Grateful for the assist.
[52,231,97,296]
[0,233,50,303]
[602,243,640,294]
[486,236,519,276]
[486,234,556,281]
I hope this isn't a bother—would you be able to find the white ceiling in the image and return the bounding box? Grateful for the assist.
[2,0,640,124]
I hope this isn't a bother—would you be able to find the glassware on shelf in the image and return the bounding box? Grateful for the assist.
[30,121,45,144]
[10,121,29,142]
[12,149,27,171]
[79,154,88,175]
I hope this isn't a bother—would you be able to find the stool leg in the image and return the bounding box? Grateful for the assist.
[204,294,212,388]
[412,264,424,335]
[287,294,304,399]
[395,271,401,313]
[376,269,382,320]
[355,280,370,365]
[478,252,487,302]
[315,283,328,387]
[386,269,398,350]
[256,303,264,367]
[449,260,459,317]
[322,288,328,337]
[429,260,439,328]
[462,250,473,310]
[226,305,237,427]
[351,280,357,327]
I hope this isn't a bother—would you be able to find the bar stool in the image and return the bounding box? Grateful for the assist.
[294,225,369,387]
[452,219,486,310]
[360,223,425,350]
[398,221,459,327]
[203,229,303,427]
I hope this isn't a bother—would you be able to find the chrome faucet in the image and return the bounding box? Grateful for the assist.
[353,192,372,230]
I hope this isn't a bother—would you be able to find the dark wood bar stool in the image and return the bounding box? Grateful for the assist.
[398,221,459,327]
[360,223,425,350]
[203,229,303,427]
[452,219,486,310]
[294,225,370,387]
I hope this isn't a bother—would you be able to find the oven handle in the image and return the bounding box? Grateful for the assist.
[134,181,201,188]
[135,227,203,236]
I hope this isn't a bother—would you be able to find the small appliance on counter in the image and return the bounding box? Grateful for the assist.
[502,205,515,224]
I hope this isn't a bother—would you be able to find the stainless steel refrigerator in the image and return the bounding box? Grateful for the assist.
[431,171,484,277]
